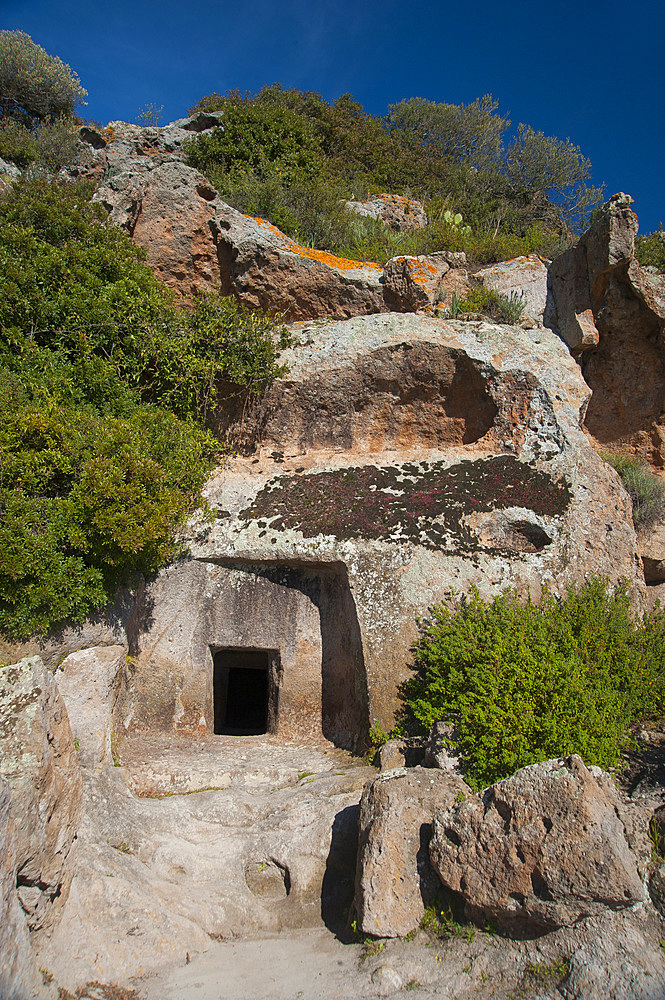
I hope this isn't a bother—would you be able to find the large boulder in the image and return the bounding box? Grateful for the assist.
[354,767,470,937]
[429,755,645,935]
[93,158,386,317]
[0,657,83,932]
[547,193,665,465]
[55,645,126,769]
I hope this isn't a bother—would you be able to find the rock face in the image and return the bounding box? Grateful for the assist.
[354,767,469,937]
[429,755,645,934]
[477,254,549,326]
[0,657,83,932]
[345,193,428,231]
[55,645,126,769]
[640,523,665,583]
[547,193,665,465]
[0,778,47,1000]
[113,312,643,747]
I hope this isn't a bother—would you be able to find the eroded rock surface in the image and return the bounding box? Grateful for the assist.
[55,645,126,769]
[0,657,83,933]
[548,192,665,465]
[429,755,645,934]
[0,778,48,1000]
[354,767,469,937]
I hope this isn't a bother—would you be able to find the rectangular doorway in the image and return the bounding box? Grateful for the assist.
[212,648,279,735]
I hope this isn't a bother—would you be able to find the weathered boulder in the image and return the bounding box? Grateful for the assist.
[477,254,549,326]
[0,778,49,1000]
[0,156,22,180]
[548,193,665,465]
[0,657,83,931]
[354,767,470,937]
[93,158,386,317]
[429,755,645,935]
[55,645,126,769]
[211,202,386,319]
[383,253,450,311]
[116,312,643,742]
[345,193,428,231]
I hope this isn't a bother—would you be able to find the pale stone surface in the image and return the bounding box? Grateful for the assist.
[345,193,428,231]
[355,767,469,937]
[430,755,645,934]
[0,657,83,933]
[476,254,549,325]
[55,645,126,769]
[39,743,374,990]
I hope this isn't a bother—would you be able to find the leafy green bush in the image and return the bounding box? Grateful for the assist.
[0,177,287,639]
[601,450,665,530]
[636,229,665,273]
[402,579,665,789]
[0,30,87,126]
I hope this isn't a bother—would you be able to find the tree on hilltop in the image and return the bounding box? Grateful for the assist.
[0,30,87,126]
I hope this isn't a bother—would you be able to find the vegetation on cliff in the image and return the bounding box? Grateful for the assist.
[0,178,287,639]
[185,85,603,265]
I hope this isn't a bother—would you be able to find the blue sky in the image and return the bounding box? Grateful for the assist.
[3,0,664,232]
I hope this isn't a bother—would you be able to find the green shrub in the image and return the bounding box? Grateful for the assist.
[636,229,665,273]
[402,579,665,789]
[0,118,38,167]
[601,450,665,530]
[0,177,288,639]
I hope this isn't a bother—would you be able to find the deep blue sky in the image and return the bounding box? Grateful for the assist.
[3,0,664,232]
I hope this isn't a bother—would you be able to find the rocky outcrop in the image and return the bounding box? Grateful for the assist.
[0,657,83,932]
[383,252,455,312]
[354,767,469,937]
[547,193,665,465]
[477,254,549,326]
[211,203,386,319]
[93,158,386,317]
[640,523,665,583]
[345,193,428,231]
[429,755,645,934]
[115,312,643,744]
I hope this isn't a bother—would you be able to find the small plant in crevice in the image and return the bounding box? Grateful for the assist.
[445,283,526,325]
[600,449,665,531]
[419,897,474,943]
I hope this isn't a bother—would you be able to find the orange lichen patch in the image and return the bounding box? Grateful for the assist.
[404,257,440,288]
[250,215,382,271]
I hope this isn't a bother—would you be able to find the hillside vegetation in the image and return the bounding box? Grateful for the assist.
[184,85,603,265]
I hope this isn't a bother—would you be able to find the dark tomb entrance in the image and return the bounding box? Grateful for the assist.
[212,648,279,735]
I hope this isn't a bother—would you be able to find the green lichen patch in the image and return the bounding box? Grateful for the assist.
[240,456,570,552]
